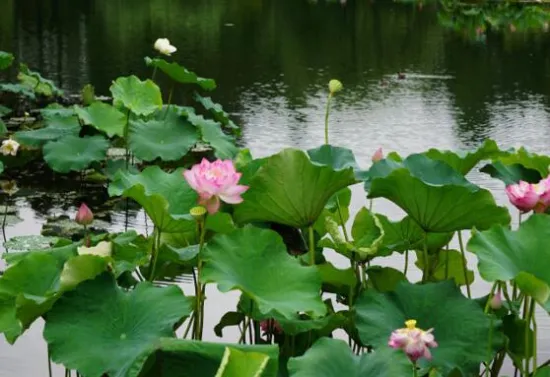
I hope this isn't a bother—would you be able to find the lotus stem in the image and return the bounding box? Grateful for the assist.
[164,84,175,118]
[182,311,195,339]
[422,233,429,283]
[444,244,450,280]
[324,93,332,145]
[123,109,131,170]
[457,231,471,298]
[524,296,532,376]
[194,218,207,340]
[531,298,537,374]
[335,197,349,241]
[148,227,161,282]
[412,362,418,377]
[369,198,373,211]
[2,200,8,250]
[47,349,52,377]
[361,263,368,289]
[151,66,158,82]
[239,316,251,344]
[483,282,498,377]
[308,226,315,266]
[404,250,409,276]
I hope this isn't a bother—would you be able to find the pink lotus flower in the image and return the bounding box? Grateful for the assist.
[505,179,550,213]
[372,148,384,162]
[490,290,503,310]
[183,159,249,214]
[75,203,93,226]
[388,319,438,362]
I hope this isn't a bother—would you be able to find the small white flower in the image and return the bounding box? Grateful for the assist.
[77,241,112,258]
[0,139,19,156]
[154,38,177,56]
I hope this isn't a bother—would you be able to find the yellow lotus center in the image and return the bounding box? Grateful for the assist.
[405,319,417,330]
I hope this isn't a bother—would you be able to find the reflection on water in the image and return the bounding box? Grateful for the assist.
[1,0,550,375]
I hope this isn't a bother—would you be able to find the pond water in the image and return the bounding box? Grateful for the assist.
[1,0,550,375]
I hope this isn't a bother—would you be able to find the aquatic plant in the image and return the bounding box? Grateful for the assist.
[0,53,549,377]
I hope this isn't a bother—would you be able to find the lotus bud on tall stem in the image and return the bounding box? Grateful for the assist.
[191,206,207,340]
[325,79,343,145]
[75,203,93,247]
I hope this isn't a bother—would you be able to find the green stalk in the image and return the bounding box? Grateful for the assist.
[123,109,131,170]
[324,93,333,145]
[422,232,429,283]
[412,362,418,377]
[164,83,175,118]
[524,296,531,376]
[308,226,315,266]
[182,312,195,339]
[530,298,537,374]
[361,263,368,289]
[239,316,251,344]
[194,219,207,340]
[483,282,498,377]
[148,227,161,281]
[457,231,471,298]
[151,66,158,81]
[444,244,450,280]
[47,349,53,377]
[404,250,409,276]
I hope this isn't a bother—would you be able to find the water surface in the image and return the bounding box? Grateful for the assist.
[1,0,550,375]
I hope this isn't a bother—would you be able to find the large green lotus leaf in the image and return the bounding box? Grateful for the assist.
[110,76,162,116]
[480,161,542,186]
[234,148,357,228]
[140,338,278,377]
[44,273,192,377]
[535,367,550,377]
[366,266,407,293]
[74,102,126,138]
[498,147,550,177]
[15,113,80,147]
[59,255,109,291]
[0,83,36,99]
[288,337,411,377]
[215,347,270,377]
[201,226,326,319]
[145,57,216,90]
[317,262,357,296]
[355,281,502,376]
[108,166,197,233]
[0,252,62,343]
[43,135,109,173]
[194,94,239,131]
[365,154,510,232]
[18,64,62,97]
[0,51,14,70]
[185,110,237,159]
[423,139,500,175]
[307,144,360,171]
[468,214,550,310]
[128,109,199,162]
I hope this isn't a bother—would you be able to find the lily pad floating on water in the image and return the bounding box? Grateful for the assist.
[468,214,550,311]
[41,215,110,239]
[201,226,326,319]
[14,112,81,148]
[4,235,60,253]
[288,337,411,377]
[364,154,510,232]
[43,135,110,173]
[354,280,502,376]
[234,148,357,228]
[44,273,192,377]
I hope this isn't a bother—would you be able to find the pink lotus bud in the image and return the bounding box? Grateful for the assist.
[183,159,249,214]
[75,203,93,226]
[388,319,438,362]
[490,290,502,310]
[505,181,540,212]
[372,148,384,163]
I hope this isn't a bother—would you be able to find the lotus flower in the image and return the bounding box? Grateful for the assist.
[1,139,19,156]
[154,38,177,56]
[1,180,18,196]
[490,290,503,310]
[75,203,93,226]
[328,79,343,94]
[505,179,550,213]
[372,147,384,162]
[388,319,438,362]
[183,159,249,214]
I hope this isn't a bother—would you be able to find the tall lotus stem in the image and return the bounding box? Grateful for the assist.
[421,233,429,283]
[123,109,131,169]
[412,362,418,377]
[483,282,499,377]
[403,250,409,276]
[530,298,537,374]
[325,79,343,145]
[47,349,53,377]
[457,231,471,298]
[148,227,161,281]
[308,226,315,266]
[191,206,207,340]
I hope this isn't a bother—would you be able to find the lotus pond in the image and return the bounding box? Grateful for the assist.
[2,1,550,377]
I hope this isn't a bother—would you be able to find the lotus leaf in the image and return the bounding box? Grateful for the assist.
[201,226,326,319]
[468,214,550,310]
[214,347,270,377]
[110,76,162,116]
[186,110,237,159]
[43,135,109,173]
[194,94,239,130]
[44,273,192,377]
[75,102,126,138]
[108,166,197,233]
[145,57,216,90]
[234,148,357,228]
[355,280,502,376]
[423,139,500,175]
[15,113,80,147]
[0,51,14,70]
